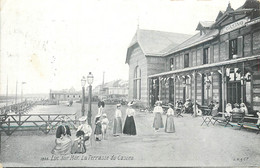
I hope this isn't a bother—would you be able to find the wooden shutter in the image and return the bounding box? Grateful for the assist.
[225,40,230,60]
[210,46,214,63]
[237,36,243,58]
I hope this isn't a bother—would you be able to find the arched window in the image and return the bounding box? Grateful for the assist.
[133,66,141,100]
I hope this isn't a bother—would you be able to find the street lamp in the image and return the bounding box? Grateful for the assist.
[87,72,94,126]
[81,76,86,116]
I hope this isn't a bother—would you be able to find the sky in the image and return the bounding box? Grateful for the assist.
[0,0,245,95]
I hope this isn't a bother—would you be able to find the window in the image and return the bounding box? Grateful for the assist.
[229,38,237,59]
[133,66,141,100]
[170,58,174,70]
[203,48,209,64]
[184,54,189,68]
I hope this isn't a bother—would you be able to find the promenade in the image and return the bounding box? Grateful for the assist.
[1,103,260,167]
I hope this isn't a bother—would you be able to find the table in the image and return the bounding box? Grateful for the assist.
[201,116,214,126]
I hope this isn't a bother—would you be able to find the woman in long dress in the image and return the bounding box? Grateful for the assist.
[51,116,72,155]
[165,103,175,133]
[73,116,92,151]
[153,101,164,132]
[123,101,136,135]
[113,104,123,136]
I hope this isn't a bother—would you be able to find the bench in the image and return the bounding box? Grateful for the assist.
[238,116,260,134]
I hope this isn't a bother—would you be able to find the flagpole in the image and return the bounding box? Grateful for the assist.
[6,76,8,106]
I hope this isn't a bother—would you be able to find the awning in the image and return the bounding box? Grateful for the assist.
[148,55,260,78]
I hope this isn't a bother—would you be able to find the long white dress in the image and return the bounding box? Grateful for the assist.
[113,109,122,135]
[153,106,164,129]
[165,108,175,133]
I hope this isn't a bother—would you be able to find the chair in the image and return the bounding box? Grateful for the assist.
[212,103,233,127]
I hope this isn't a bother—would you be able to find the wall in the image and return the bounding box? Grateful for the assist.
[128,43,148,104]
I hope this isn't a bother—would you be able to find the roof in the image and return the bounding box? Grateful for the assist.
[128,29,192,56]
[165,29,219,55]
[196,21,215,30]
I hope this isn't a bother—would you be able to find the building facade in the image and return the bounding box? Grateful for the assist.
[126,29,192,105]
[127,0,260,113]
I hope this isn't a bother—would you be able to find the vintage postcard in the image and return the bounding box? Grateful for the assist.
[0,0,260,167]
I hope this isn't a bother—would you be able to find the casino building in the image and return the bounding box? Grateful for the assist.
[126,0,260,113]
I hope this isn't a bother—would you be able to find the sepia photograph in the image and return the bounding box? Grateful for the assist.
[0,0,260,167]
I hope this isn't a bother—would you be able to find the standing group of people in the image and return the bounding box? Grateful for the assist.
[153,101,176,133]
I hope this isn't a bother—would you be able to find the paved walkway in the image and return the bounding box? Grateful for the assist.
[1,104,260,167]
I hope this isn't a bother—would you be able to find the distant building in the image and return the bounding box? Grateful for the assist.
[93,79,128,97]
[49,87,81,101]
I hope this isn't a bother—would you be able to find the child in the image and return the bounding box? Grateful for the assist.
[94,114,102,141]
[101,113,109,140]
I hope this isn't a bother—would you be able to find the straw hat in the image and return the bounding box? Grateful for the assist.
[116,104,121,107]
[79,116,87,122]
[102,113,107,117]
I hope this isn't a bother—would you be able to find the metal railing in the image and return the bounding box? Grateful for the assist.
[0,112,77,135]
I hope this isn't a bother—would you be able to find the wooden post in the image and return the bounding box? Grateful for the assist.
[222,66,226,118]
[8,118,10,136]
[159,77,162,101]
[193,71,197,117]
[173,77,176,107]
[241,62,245,103]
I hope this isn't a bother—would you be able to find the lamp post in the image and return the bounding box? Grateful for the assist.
[87,72,94,126]
[81,76,86,116]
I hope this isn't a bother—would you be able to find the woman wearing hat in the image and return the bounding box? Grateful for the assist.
[113,104,123,136]
[153,101,164,132]
[51,116,72,155]
[123,101,137,135]
[240,103,249,116]
[76,116,92,148]
[165,103,175,133]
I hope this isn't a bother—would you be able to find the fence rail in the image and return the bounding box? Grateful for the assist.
[0,113,77,135]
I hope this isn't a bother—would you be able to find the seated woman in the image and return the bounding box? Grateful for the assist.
[211,102,219,117]
[240,103,249,116]
[225,103,233,117]
[77,116,92,148]
[184,99,193,114]
[51,116,72,155]
[232,103,242,113]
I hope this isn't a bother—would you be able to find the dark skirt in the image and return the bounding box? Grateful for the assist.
[153,113,164,129]
[94,122,102,135]
[113,117,123,135]
[123,116,136,135]
[165,115,175,133]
